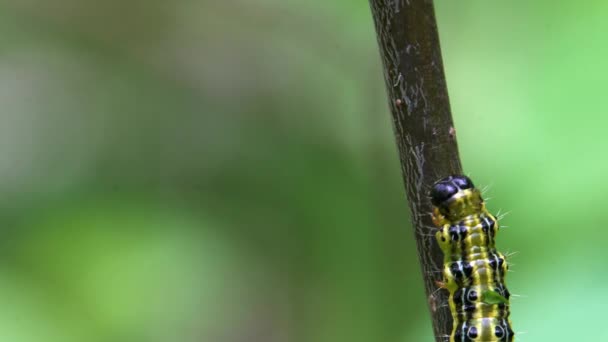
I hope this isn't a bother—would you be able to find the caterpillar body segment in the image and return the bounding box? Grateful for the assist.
[430,175,514,342]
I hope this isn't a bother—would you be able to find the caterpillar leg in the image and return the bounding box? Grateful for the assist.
[435,280,447,289]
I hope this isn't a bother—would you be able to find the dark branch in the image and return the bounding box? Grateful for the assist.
[368,1,463,340]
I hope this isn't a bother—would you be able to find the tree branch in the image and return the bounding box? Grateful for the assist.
[368,1,462,340]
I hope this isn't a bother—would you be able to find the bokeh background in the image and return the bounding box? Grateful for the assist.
[0,1,605,341]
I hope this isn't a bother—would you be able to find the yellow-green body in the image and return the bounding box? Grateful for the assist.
[432,179,514,342]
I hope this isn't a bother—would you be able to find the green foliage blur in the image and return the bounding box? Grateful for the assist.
[0,1,605,341]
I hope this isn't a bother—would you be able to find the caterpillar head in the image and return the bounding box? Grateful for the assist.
[430,175,485,223]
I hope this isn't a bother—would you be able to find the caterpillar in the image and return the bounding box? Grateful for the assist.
[430,175,514,342]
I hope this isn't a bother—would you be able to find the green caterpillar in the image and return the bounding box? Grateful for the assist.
[430,175,514,342]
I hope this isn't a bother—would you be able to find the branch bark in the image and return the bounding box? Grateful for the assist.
[368,1,463,340]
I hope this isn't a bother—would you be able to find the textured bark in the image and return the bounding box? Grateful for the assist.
[368,1,463,341]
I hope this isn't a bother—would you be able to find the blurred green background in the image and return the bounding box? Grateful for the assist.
[0,1,605,341]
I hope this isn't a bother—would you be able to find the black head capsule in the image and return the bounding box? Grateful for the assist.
[430,175,484,221]
[430,175,475,206]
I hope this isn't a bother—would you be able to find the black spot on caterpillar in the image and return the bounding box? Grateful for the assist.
[431,175,514,342]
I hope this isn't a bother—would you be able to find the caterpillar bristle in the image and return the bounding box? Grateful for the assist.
[480,182,494,195]
[496,209,511,221]
[509,293,526,299]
